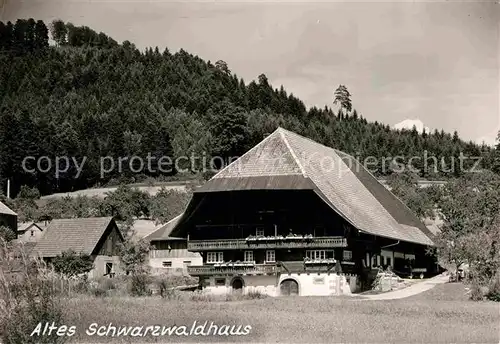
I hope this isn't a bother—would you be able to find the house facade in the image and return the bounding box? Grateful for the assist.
[145,215,202,275]
[32,217,125,278]
[16,222,45,243]
[168,128,438,296]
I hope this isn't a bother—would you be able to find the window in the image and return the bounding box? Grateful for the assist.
[30,230,34,237]
[162,261,172,267]
[215,278,226,286]
[207,252,224,263]
[244,251,254,262]
[105,263,113,276]
[386,257,392,266]
[306,250,326,260]
[266,250,276,263]
[343,250,353,261]
[183,261,192,266]
[256,227,264,236]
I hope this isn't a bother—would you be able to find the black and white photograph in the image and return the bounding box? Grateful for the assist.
[0,0,499,343]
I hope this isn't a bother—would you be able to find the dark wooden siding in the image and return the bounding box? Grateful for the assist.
[186,190,352,240]
[93,224,123,256]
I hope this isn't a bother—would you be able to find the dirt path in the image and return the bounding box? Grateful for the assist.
[355,273,450,301]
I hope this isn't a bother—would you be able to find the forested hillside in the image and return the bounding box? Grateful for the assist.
[1,19,498,197]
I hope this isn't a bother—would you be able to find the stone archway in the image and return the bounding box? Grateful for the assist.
[280,278,299,296]
[231,277,244,294]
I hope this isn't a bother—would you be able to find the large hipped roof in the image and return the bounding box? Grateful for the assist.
[176,128,435,246]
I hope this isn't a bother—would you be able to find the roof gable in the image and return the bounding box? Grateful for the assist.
[212,130,304,179]
[144,214,184,242]
[17,222,44,233]
[0,201,16,216]
[33,217,121,257]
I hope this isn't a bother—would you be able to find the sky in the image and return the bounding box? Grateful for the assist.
[3,0,499,145]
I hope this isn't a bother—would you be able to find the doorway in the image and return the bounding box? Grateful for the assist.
[231,277,244,293]
[280,279,299,296]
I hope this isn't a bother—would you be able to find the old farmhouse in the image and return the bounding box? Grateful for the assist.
[16,222,45,243]
[145,214,202,274]
[169,127,438,296]
[32,217,124,278]
[0,201,17,237]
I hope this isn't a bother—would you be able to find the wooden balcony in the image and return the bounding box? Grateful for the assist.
[187,260,355,276]
[187,236,347,251]
[188,263,279,276]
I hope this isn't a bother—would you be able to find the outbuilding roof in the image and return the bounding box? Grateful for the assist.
[0,201,16,216]
[33,217,121,257]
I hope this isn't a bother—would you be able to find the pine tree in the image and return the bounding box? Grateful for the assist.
[34,20,49,49]
[333,84,352,118]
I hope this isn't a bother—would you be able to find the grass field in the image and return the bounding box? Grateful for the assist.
[62,283,499,343]
[39,183,189,200]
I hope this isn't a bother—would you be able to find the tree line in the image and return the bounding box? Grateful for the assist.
[0,184,192,238]
[0,19,498,197]
[387,170,500,301]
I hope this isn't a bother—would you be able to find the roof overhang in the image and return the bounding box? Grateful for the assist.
[194,175,315,193]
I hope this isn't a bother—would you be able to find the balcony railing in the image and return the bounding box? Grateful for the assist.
[188,263,279,276]
[187,236,347,251]
[187,259,355,276]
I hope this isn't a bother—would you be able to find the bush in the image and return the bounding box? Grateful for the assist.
[52,250,94,278]
[0,240,67,344]
[0,226,16,242]
[129,274,151,296]
[469,283,484,301]
[225,290,267,301]
[189,290,213,302]
[246,290,267,299]
[87,277,119,297]
[486,273,500,302]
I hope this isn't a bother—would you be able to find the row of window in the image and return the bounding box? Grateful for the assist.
[207,250,276,263]
[162,260,192,267]
[206,250,352,263]
[253,227,328,236]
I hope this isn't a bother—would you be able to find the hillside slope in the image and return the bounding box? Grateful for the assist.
[0,19,498,197]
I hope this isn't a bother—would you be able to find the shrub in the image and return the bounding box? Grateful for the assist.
[129,274,151,296]
[51,250,94,278]
[87,277,119,297]
[189,290,213,302]
[118,239,152,275]
[0,240,67,344]
[160,288,183,300]
[486,273,500,302]
[469,283,484,301]
[0,226,16,242]
[245,290,267,299]
[225,290,267,301]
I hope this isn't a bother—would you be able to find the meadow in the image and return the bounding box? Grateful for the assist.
[63,283,500,343]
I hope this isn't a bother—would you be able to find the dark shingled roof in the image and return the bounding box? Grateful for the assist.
[33,217,120,257]
[171,128,434,246]
[144,215,184,241]
[0,201,16,216]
